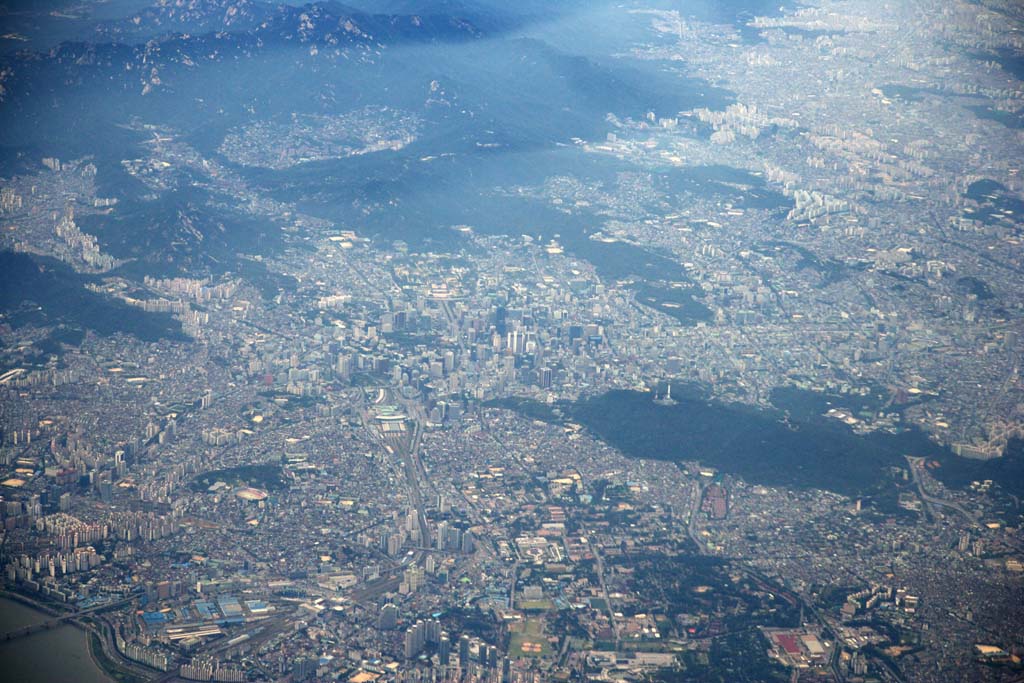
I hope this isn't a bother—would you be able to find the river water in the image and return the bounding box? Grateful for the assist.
[0,596,114,683]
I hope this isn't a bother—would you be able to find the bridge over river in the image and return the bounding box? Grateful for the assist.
[0,595,135,642]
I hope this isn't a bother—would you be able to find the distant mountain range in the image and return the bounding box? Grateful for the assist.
[0,1,507,100]
[92,0,502,46]
[0,0,731,332]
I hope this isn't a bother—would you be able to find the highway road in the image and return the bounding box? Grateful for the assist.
[906,456,981,528]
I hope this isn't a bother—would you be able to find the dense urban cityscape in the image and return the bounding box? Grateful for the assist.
[0,0,1022,682]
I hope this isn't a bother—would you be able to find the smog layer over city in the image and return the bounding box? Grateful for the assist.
[0,0,1022,681]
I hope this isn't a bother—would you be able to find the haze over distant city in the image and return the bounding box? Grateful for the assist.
[0,0,1022,682]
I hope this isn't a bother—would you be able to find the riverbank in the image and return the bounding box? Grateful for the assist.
[2,587,163,682]
[88,625,153,683]
[0,587,65,618]
[0,594,115,683]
